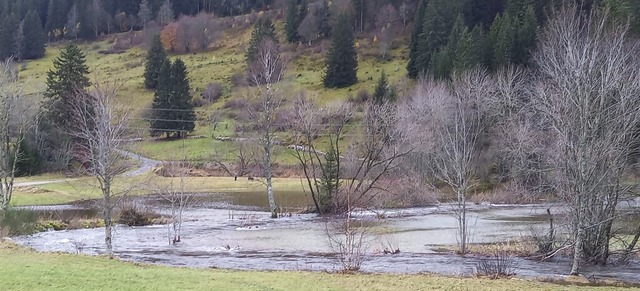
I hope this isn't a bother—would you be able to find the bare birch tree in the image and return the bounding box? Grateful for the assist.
[68,81,131,256]
[247,39,285,218]
[0,59,36,210]
[158,161,191,244]
[398,68,495,254]
[533,5,640,275]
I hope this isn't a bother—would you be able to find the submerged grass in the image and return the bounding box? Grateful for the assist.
[0,241,631,291]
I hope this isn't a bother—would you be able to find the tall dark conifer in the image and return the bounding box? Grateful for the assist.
[246,18,277,65]
[323,13,358,88]
[144,34,168,89]
[21,10,45,59]
[0,13,18,60]
[284,0,299,43]
[407,0,427,78]
[169,58,195,137]
[44,43,91,130]
[150,59,172,138]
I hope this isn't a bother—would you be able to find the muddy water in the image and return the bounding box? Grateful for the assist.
[15,194,640,284]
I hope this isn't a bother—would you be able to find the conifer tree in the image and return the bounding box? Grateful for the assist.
[323,13,357,88]
[512,5,537,65]
[315,0,331,38]
[169,58,195,138]
[407,0,427,78]
[246,18,277,65]
[150,60,172,138]
[21,10,45,60]
[373,71,392,104]
[415,0,462,76]
[284,0,299,43]
[488,12,515,70]
[44,43,91,130]
[318,144,339,214]
[144,34,169,89]
[0,13,18,60]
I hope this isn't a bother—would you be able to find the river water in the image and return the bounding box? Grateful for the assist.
[13,194,640,284]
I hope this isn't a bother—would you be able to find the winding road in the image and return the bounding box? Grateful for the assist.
[14,150,160,187]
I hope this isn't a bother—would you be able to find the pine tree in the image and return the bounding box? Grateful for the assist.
[318,144,339,214]
[488,12,515,70]
[407,0,427,78]
[315,0,331,38]
[323,13,358,89]
[150,59,172,138]
[373,71,390,104]
[21,10,45,59]
[44,43,91,130]
[0,13,18,60]
[512,5,537,65]
[415,0,462,77]
[169,58,195,138]
[246,18,277,65]
[284,0,299,43]
[144,34,169,89]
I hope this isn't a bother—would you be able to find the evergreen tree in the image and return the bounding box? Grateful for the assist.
[488,12,515,70]
[246,18,277,65]
[315,0,331,38]
[323,13,358,88]
[512,5,537,65]
[415,0,462,77]
[138,0,153,27]
[150,59,172,137]
[21,10,45,59]
[373,71,394,104]
[407,0,427,78]
[169,58,195,137]
[144,34,169,89]
[44,43,91,130]
[318,144,339,214]
[0,13,18,60]
[284,0,299,43]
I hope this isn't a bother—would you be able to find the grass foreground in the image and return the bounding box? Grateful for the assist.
[0,242,633,291]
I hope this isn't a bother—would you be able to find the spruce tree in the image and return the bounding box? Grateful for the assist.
[373,71,390,104]
[21,10,45,60]
[315,0,331,38]
[318,145,339,214]
[169,58,195,138]
[150,60,172,138]
[144,34,169,89]
[284,0,299,43]
[488,12,515,70]
[323,13,357,89]
[407,0,427,78]
[415,0,462,76]
[512,5,537,65]
[246,18,277,65]
[44,43,91,130]
[0,13,18,60]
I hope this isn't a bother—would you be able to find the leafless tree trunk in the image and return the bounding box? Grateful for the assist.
[398,68,495,254]
[158,161,191,244]
[0,59,36,210]
[68,81,131,256]
[247,39,285,218]
[533,5,640,275]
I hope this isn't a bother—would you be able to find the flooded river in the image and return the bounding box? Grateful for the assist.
[13,193,640,284]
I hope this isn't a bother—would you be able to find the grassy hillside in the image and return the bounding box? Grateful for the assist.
[0,242,630,291]
[18,22,410,164]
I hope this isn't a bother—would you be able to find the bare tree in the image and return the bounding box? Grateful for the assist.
[86,0,106,38]
[157,0,174,27]
[176,15,197,53]
[192,13,220,51]
[247,39,286,218]
[0,59,36,210]
[375,4,398,60]
[138,0,153,28]
[66,4,79,40]
[398,68,495,254]
[297,12,318,45]
[213,140,257,179]
[67,81,131,256]
[157,161,191,244]
[533,5,640,275]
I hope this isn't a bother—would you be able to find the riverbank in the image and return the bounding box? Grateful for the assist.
[0,241,634,290]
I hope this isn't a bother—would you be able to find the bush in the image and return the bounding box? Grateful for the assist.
[475,244,517,279]
[348,89,370,105]
[116,203,159,227]
[204,82,224,103]
[230,72,247,88]
[0,208,38,236]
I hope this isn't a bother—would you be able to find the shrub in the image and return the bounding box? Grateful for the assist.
[475,243,517,279]
[204,82,224,103]
[116,203,159,227]
[230,72,247,88]
[0,208,38,236]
